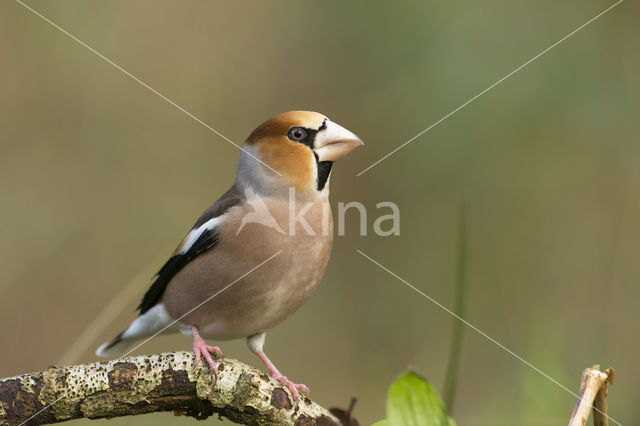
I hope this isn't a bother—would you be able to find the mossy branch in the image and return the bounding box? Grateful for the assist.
[0,352,341,426]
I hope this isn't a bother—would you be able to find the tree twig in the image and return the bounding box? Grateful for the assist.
[568,365,612,426]
[593,368,615,426]
[0,352,340,425]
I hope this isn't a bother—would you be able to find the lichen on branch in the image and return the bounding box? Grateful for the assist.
[0,351,340,425]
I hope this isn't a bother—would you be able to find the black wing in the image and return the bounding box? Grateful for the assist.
[137,227,219,314]
[136,185,243,315]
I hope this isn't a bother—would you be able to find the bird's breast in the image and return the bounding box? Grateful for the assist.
[163,197,334,340]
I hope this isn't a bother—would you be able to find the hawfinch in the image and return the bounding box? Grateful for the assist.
[97,111,363,401]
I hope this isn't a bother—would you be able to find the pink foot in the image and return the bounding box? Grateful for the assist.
[192,326,223,377]
[273,373,310,403]
[255,348,310,403]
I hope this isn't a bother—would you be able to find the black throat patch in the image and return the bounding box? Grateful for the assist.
[296,119,331,191]
[316,160,333,191]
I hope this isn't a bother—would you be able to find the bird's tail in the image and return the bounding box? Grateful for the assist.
[95,304,178,358]
[96,331,137,358]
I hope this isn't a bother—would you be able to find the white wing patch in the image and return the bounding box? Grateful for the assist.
[180,216,223,254]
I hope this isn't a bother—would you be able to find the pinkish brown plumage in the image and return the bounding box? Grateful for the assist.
[97,111,363,401]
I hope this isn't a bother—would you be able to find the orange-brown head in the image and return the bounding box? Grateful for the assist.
[237,111,363,197]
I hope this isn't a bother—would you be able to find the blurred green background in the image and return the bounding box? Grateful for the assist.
[1,1,638,424]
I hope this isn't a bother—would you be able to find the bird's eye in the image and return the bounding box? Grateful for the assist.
[288,127,307,142]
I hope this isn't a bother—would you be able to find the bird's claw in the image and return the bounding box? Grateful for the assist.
[192,333,223,379]
[275,374,310,403]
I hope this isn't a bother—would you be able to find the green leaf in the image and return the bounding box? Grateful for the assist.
[371,421,390,426]
[386,371,456,426]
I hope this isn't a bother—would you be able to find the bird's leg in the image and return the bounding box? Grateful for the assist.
[247,332,309,403]
[256,349,310,401]
[192,326,223,377]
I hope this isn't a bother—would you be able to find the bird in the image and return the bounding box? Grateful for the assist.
[96,111,363,401]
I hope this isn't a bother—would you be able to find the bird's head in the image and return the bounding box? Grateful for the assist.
[237,111,363,197]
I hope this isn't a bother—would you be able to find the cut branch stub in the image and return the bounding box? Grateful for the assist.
[568,365,614,426]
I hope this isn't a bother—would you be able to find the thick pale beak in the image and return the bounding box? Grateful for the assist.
[314,119,364,162]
